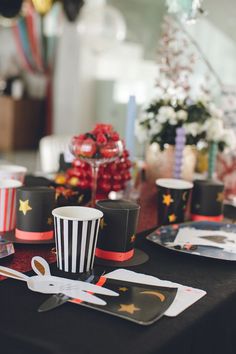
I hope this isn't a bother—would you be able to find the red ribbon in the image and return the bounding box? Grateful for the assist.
[15,229,54,241]
[95,248,134,262]
[191,214,223,222]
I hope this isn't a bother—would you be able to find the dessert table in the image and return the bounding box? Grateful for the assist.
[0,182,236,354]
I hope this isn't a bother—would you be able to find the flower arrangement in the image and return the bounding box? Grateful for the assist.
[135,95,235,151]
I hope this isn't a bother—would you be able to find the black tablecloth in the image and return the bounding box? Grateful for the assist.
[1,228,236,354]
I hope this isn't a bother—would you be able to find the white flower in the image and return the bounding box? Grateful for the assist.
[157,112,168,124]
[158,106,175,118]
[183,122,202,137]
[149,119,162,136]
[206,118,224,141]
[158,106,177,124]
[135,120,148,143]
[176,110,188,121]
[209,103,223,119]
[147,112,155,119]
[221,129,236,150]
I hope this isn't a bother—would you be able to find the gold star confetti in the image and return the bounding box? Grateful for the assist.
[19,200,32,215]
[130,235,136,243]
[168,214,176,222]
[100,218,107,230]
[216,192,224,203]
[119,287,128,292]
[118,304,140,315]
[47,217,53,226]
[163,194,174,206]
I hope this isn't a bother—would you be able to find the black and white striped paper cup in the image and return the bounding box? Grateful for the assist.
[52,206,103,273]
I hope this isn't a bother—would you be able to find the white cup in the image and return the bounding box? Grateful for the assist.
[52,206,103,273]
[0,179,22,232]
[0,165,27,184]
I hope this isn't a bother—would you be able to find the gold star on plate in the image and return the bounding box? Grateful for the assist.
[216,192,224,203]
[130,234,136,243]
[163,194,174,206]
[168,214,176,223]
[118,304,140,315]
[119,287,128,292]
[47,217,53,226]
[100,218,107,230]
[19,199,32,215]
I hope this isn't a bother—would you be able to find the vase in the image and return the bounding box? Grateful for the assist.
[145,143,197,184]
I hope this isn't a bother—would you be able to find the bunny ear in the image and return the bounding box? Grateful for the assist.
[31,257,51,276]
[0,266,29,281]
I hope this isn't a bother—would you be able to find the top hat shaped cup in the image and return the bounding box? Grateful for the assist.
[191,179,224,222]
[156,178,193,226]
[95,199,140,263]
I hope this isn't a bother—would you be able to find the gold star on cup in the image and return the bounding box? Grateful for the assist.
[100,218,107,230]
[47,217,53,226]
[182,191,188,201]
[119,287,128,292]
[118,304,140,315]
[216,192,224,203]
[130,235,136,243]
[168,214,176,223]
[163,194,174,206]
[19,200,32,215]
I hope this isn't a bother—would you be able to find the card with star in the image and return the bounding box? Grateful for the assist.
[74,278,177,325]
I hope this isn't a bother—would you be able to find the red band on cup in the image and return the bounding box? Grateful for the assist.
[95,248,134,262]
[191,214,224,222]
[15,229,54,241]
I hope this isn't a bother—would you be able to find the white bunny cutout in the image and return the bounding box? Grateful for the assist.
[0,256,118,306]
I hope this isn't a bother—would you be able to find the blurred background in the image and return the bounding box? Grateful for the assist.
[0,0,236,173]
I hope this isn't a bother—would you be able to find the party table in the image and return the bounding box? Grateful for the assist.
[0,183,236,354]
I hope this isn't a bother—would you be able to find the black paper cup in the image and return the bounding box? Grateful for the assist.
[15,187,55,241]
[156,178,193,226]
[190,179,224,221]
[52,206,103,273]
[95,199,140,262]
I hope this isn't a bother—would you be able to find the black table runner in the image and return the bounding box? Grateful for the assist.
[1,228,236,354]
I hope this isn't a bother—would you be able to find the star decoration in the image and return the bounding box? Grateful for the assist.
[47,217,53,226]
[77,195,84,204]
[118,304,140,315]
[19,199,32,215]
[216,192,224,203]
[168,214,176,222]
[163,194,174,206]
[119,287,128,292]
[182,191,188,201]
[100,218,107,230]
[130,234,136,243]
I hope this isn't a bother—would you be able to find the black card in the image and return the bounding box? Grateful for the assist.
[71,278,177,326]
